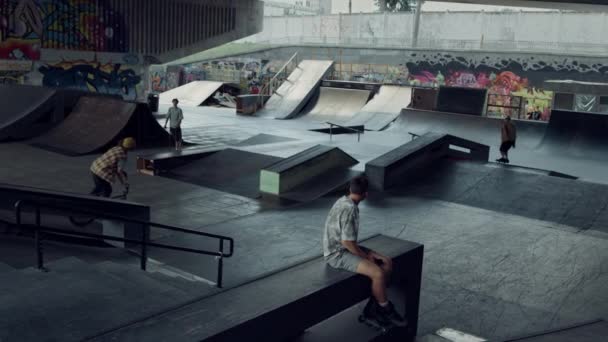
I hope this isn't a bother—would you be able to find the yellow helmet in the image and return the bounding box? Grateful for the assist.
[121,137,136,149]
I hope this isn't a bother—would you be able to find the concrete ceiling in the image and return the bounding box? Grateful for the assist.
[432,0,608,11]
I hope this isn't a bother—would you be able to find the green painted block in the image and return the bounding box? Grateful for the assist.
[260,170,280,195]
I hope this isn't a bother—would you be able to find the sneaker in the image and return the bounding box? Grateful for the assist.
[378,301,406,326]
[364,299,393,327]
[504,158,510,163]
[495,158,505,163]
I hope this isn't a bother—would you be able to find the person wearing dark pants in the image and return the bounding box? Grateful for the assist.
[91,173,112,197]
[90,137,136,197]
[164,98,184,150]
[497,116,517,163]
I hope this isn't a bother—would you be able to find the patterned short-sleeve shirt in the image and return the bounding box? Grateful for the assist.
[323,196,359,258]
[90,146,127,183]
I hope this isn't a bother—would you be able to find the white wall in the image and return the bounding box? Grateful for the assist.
[241,11,608,55]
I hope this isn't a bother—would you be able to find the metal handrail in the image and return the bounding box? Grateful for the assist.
[254,52,299,113]
[14,200,234,288]
[326,122,363,142]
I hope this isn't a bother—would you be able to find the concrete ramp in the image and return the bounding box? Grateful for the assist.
[366,133,489,190]
[258,60,334,119]
[260,145,359,202]
[169,149,283,199]
[32,97,170,156]
[159,81,224,107]
[346,86,412,131]
[538,110,608,160]
[391,109,546,150]
[0,85,60,141]
[302,87,371,124]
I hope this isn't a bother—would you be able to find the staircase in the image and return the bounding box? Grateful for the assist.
[0,256,219,342]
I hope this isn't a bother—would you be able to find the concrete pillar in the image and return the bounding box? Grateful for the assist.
[412,0,423,48]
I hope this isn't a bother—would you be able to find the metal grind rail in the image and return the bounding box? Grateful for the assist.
[326,121,364,142]
[14,200,234,288]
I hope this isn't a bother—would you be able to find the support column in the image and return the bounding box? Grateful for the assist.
[412,0,424,48]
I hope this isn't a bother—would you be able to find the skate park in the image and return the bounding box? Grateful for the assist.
[1,0,608,341]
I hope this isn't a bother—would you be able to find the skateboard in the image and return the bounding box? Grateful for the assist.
[358,314,394,334]
[495,158,510,164]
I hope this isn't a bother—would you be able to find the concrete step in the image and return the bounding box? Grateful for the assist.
[97,260,217,298]
[0,257,208,342]
[95,261,194,300]
[146,270,216,298]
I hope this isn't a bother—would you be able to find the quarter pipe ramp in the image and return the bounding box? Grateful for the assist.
[390,109,547,150]
[346,86,412,131]
[32,97,171,156]
[257,60,334,119]
[159,81,224,107]
[300,87,371,124]
[0,85,60,141]
[538,109,608,160]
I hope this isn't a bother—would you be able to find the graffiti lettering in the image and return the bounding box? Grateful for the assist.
[39,61,141,100]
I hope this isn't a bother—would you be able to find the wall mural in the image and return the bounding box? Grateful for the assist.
[38,60,141,100]
[334,52,608,120]
[0,0,128,61]
[152,58,287,95]
[150,50,608,120]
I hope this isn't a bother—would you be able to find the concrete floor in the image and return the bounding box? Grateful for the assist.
[0,105,607,340]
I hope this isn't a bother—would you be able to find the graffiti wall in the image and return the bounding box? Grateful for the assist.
[0,1,141,99]
[326,52,608,121]
[0,0,128,61]
[150,57,287,95]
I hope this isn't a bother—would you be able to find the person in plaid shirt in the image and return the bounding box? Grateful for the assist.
[90,137,136,197]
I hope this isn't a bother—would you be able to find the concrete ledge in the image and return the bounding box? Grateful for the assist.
[137,147,223,175]
[97,235,424,342]
[365,133,489,190]
[260,145,358,197]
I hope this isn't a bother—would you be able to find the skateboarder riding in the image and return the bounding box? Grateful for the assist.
[497,116,517,163]
[323,176,405,330]
[164,98,183,150]
[90,137,136,197]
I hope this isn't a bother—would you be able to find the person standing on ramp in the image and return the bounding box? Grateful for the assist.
[90,137,136,197]
[164,98,184,150]
[497,116,517,163]
[323,176,405,331]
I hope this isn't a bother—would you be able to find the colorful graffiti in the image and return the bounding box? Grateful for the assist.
[0,0,127,61]
[151,58,283,95]
[150,71,167,92]
[38,60,141,100]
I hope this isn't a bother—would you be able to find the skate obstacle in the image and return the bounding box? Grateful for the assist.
[366,132,490,191]
[0,183,150,247]
[259,144,360,202]
[99,234,424,341]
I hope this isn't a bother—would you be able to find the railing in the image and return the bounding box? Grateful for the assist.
[14,200,234,288]
[241,36,608,56]
[326,122,363,142]
[255,52,299,112]
[486,94,525,119]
